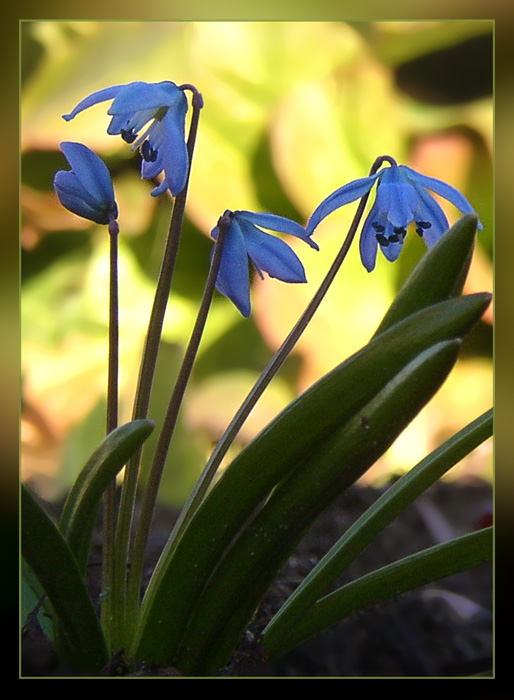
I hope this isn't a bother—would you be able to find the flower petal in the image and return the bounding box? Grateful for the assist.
[151,107,189,197]
[379,236,403,263]
[238,211,318,250]
[107,81,183,114]
[107,108,157,137]
[60,142,115,209]
[359,205,381,272]
[53,171,109,223]
[409,182,450,246]
[306,174,380,235]
[375,166,418,229]
[400,166,483,230]
[238,219,307,283]
[214,218,252,317]
[62,85,124,121]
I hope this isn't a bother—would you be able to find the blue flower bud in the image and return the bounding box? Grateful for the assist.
[53,142,118,226]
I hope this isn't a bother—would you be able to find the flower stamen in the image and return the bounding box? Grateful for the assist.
[141,140,158,162]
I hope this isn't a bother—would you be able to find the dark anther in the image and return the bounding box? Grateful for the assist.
[376,233,389,246]
[121,128,137,144]
[388,234,399,243]
[393,226,406,236]
[372,222,385,233]
[417,220,432,229]
[141,141,158,162]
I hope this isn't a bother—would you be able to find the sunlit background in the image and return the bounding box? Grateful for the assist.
[21,20,493,506]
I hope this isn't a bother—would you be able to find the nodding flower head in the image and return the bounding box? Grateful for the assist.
[211,210,318,318]
[306,160,483,272]
[63,81,189,197]
[53,141,118,227]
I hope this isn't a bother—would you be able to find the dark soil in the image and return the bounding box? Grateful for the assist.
[21,477,493,678]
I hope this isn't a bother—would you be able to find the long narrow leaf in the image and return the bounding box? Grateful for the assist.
[59,419,154,574]
[271,527,492,658]
[132,294,489,668]
[262,408,493,658]
[21,484,108,673]
[143,340,460,673]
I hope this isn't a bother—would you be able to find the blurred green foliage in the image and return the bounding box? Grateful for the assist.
[21,20,493,504]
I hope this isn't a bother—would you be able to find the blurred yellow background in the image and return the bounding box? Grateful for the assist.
[20,20,493,505]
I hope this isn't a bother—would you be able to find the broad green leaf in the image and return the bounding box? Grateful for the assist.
[173,339,462,675]
[59,419,154,573]
[262,408,493,658]
[373,214,478,336]
[21,484,108,672]
[270,527,492,657]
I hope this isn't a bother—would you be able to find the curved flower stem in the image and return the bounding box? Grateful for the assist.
[163,156,391,554]
[110,86,203,652]
[126,212,230,625]
[101,219,120,649]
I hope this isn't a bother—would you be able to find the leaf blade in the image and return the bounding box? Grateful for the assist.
[273,527,493,657]
[373,213,478,336]
[262,408,493,658]
[21,484,108,673]
[132,294,489,668]
[59,419,154,573]
[138,339,462,673]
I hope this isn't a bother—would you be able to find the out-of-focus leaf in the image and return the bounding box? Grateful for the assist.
[135,342,211,507]
[185,370,295,447]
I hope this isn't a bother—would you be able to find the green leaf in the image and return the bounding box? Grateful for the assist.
[173,339,462,675]
[374,214,478,336]
[131,291,489,669]
[262,408,493,658]
[134,316,468,663]
[271,527,492,657]
[21,484,108,673]
[59,419,155,574]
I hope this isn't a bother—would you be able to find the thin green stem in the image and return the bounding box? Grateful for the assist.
[126,213,230,620]
[162,156,390,557]
[110,86,203,651]
[101,219,120,650]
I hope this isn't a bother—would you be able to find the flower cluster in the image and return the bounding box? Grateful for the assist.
[54,81,483,315]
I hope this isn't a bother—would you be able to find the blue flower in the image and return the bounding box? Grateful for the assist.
[63,81,189,197]
[53,141,118,226]
[306,162,483,272]
[212,210,319,317]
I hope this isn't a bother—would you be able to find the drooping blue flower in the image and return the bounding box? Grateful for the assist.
[53,141,118,226]
[211,210,319,317]
[306,162,483,272]
[62,81,189,197]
